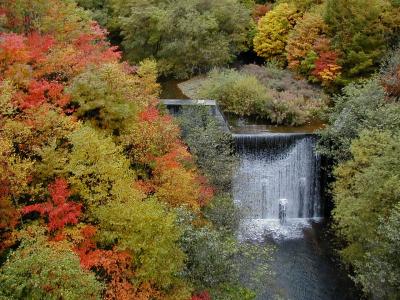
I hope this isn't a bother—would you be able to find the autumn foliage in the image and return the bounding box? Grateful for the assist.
[74,226,136,299]
[253,0,399,87]
[22,178,82,232]
[252,4,270,22]
[191,291,211,300]
[0,197,19,254]
[0,0,214,299]
[312,50,341,84]
[122,103,213,209]
[284,10,342,86]
[253,3,301,63]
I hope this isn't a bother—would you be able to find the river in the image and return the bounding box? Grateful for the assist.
[233,133,358,300]
[161,80,359,300]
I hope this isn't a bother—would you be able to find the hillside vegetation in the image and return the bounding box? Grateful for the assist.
[1,0,400,299]
[0,1,270,299]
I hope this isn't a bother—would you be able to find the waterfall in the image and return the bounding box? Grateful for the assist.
[233,133,322,240]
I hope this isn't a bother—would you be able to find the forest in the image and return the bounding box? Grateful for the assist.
[0,0,399,299]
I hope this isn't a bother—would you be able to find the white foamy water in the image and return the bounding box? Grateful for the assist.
[232,132,358,300]
[238,218,324,242]
[233,133,322,241]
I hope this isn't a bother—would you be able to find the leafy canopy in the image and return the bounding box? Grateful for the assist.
[253,3,301,63]
[324,0,400,78]
[333,130,400,298]
[110,0,252,78]
[0,226,104,300]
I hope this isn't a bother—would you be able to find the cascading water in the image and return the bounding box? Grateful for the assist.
[232,132,359,299]
[233,133,323,240]
[160,100,357,299]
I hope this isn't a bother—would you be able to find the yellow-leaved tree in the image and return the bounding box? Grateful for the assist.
[253,3,301,63]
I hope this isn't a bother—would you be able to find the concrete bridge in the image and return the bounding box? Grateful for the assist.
[160,99,230,132]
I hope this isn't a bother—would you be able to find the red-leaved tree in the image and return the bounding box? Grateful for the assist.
[192,291,211,300]
[22,178,81,232]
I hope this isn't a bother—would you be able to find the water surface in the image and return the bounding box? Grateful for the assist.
[160,79,189,99]
[160,81,358,299]
[233,132,358,300]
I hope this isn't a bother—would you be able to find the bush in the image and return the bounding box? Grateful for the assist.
[267,91,324,125]
[0,226,104,300]
[202,195,242,233]
[317,78,400,162]
[177,209,273,300]
[67,61,159,133]
[178,106,238,193]
[324,0,400,78]
[286,10,328,74]
[241,63,323,98]
[199,67,326,125]
[381,46,400,99]
[318,53,400,298]
[198,69,272,116]
[176,105,273,299]
[354,203,400,298]
[332,130,400,298]
[0,1,219,297]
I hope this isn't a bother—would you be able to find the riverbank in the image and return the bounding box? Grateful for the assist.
[161,82,359,299]
[160,77,326,134]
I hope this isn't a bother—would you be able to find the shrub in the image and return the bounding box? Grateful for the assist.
[94,198,189,298]
[286,11,328,73]
[277,0,324,11]
[178,106,238,194]
[177,209,273,300]
[177,106,274,299]
[252,4,270,22]
[199,66,326,126]
[202,195,242,233]
[241,63,323,99]
[354,203,400,298]
[324,0,400,78]
[0,226,104,300]
[318,34,400,299]
[198,69,272,116]
[67,61,158,133]
[285,9,342,86]
[381,46,400,99]
[332,130,400,298]
[317,78,400,162]
[267,91,324,126]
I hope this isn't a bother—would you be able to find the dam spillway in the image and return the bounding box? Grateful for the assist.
[233,133,322,240]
